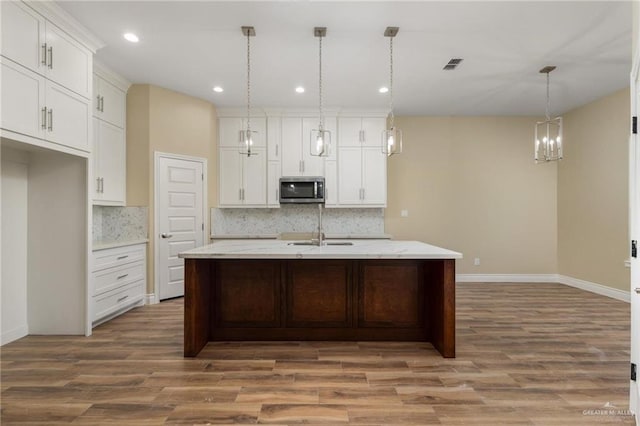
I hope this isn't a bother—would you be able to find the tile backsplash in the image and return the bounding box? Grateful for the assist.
[212,206,384,236]
[93,206,148,242]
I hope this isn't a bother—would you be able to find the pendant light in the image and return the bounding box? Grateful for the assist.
[535,66,563,163]
[382,26,402,157]
[310,27,331,157]
[240,26,257,157]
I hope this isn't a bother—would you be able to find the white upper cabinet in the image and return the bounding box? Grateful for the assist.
[218,147,266,207]
[1,2,92,99]
[0,1,99,156]
[1,57,90,152]
[338,117,386,148]
[218,117,266,148]
[93,118,126,205]
[93,74,125,128]
[44,22,92,99]
[280,116,336,177]
[92,63,130,206]
[337,116,387,207]
[1,1,45,72]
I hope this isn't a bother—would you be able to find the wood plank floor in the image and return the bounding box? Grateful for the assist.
[1,283,635,425]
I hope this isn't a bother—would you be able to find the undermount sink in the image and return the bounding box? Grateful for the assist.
[288,241,354,246]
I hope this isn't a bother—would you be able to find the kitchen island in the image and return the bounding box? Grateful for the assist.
[179,240,462,358]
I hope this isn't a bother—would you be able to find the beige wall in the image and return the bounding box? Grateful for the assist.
[385,116,558,275]
[126,84,217,293]
[558,88,630,291]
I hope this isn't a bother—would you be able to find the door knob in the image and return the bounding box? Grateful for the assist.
[635,288,640,294]
[161,233,173,239]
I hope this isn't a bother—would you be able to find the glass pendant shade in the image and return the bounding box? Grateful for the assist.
[240,26,257,157]
[535,117,563,162]
[310,27,330,157]
[310,127,331,157]
[382,126,402,157]
[381,26,402,157]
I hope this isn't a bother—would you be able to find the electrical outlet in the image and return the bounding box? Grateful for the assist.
[474,258,480,266]
[401,210,409,217]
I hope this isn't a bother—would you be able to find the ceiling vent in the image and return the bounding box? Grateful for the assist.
[443,58,463,70]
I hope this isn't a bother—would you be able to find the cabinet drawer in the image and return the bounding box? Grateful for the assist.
[93,280,144,322]
[93,260,144,296]
[93,244,145,271]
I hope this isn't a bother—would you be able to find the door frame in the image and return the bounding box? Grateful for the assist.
[629,46,639,416]
[153,151,208,303]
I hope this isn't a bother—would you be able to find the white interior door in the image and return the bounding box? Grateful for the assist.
[630,55,640,415]
[157,155,204,300]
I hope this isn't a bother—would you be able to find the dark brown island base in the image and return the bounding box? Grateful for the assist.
[178,240,462,358]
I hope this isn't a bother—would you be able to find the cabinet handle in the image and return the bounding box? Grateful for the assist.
[239,188,242,201]
[47,46,53,69]
[101,177,105,194]
[359,129,363,143]
[239,130,244,143]
[116,255,129,260]
[41,107,47,129]
[100,96,105,112]
[117,274,129,280]
[41,43,47,66]
[242,188,245,201]
[275,145,278,156]
[96,95,101,111]
[47,109,53,131]
[96,177,101,193]
[117,295,129,303]
[362,188,366,200]
[161,233,173,239]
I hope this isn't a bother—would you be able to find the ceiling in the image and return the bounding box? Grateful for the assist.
[58,1,632,116]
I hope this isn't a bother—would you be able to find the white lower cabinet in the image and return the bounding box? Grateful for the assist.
[92,243,146,326]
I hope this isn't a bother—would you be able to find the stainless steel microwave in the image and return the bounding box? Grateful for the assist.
[279,176,325,204]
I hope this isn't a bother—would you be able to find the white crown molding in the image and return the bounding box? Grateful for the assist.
[217,107,388,118]
[94,61,132,92]
[26,1,105,53]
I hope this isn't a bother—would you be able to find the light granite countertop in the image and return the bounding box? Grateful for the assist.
[180,239,462,260]
[210,233,393,240]
[92,238,149,251]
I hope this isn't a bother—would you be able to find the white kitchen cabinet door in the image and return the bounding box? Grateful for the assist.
[361,118,386,148]
[218,147,243,205]
[1,1,45,73]
[242,148,267,206]
[267,161,281,207]
[45,81,90,152]
[267,116,281,162]
[324,161,337,207]
[94,75,125,128]
[338,117,363,147]
[0,58,45,139]
[281,117,303,176]
[338,147,363,205]
[95,119,126,204]
[44,22,92,99]
[219,117,266,148]
[362,147,387,206]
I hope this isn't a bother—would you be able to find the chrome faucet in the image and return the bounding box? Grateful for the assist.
[311,203,325,246]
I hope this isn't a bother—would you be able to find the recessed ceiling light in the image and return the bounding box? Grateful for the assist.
[295,86,305,93]
[123,32,139,43]
[379,87,389,93]
[213,86,224,93]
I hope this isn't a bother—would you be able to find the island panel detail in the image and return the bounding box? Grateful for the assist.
[183,257,456,358]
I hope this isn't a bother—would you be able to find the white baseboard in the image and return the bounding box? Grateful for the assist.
[456,274,558,283]
[557,275,630,303]
[457,273,630,303]
[1,324,28,346]
[144,293,157,305]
